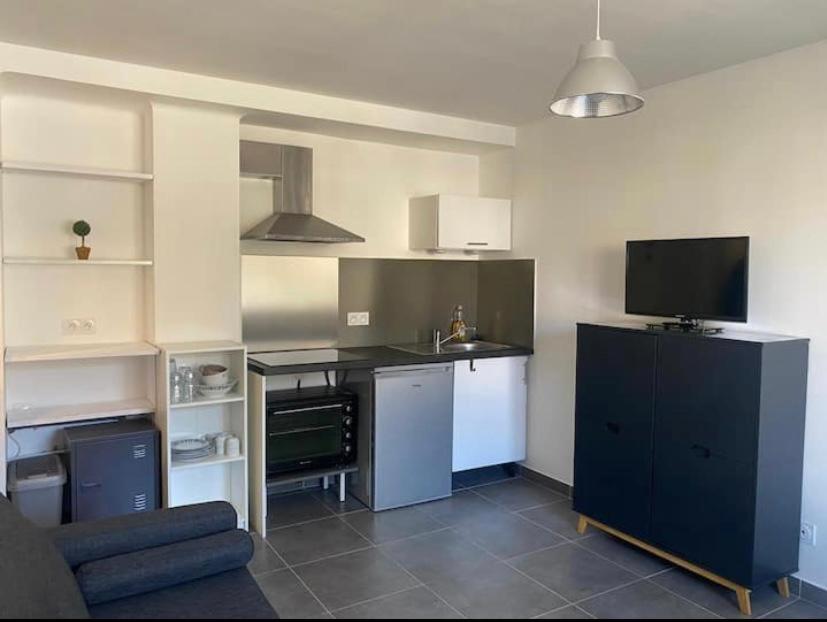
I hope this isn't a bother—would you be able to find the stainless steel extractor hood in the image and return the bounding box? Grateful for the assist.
[241,140,365,243]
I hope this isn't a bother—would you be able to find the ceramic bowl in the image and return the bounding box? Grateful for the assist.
[200,364,229,386]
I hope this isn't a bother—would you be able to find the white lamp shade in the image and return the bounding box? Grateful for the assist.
[550,39,644,118]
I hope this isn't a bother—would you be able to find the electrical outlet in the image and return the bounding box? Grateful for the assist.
[62,318,97,335]
[801,521,817,546]
[347,311,370,327]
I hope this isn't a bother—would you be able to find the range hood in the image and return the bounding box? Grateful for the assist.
[241,140,365,243]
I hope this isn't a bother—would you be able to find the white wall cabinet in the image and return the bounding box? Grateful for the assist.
[452,355,528,472]
[409,194,511,251]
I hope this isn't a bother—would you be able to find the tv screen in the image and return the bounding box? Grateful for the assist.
[625,236,749,322]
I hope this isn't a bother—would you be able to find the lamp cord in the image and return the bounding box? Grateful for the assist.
[596,0,602,40]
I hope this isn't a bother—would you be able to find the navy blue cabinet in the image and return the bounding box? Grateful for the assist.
[65,419,160,522]
[574,324,808,589]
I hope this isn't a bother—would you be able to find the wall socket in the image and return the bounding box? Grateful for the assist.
[347,311,370,327]
[63,318,97,335]
[800,521,817,546]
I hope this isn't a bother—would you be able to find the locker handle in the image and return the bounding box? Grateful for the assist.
[691,444,712,459]
[605,422,620,435]
[80,482,101,489]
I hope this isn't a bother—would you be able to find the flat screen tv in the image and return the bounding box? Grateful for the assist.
[625,236,749,323]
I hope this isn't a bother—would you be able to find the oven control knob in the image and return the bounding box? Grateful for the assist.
[343,416,353,427]
[344,432,352,440]
[344,444,353,453]
[345,405,352,413]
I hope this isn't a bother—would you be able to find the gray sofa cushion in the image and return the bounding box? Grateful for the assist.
[0,495,89,619]
[88,568,278,619]
[75,529,254,605]
[50,500,237,569]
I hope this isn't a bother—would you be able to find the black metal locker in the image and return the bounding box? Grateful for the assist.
[65,418,160,522]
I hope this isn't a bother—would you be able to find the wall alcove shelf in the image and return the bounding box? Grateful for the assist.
[0,160,153,181]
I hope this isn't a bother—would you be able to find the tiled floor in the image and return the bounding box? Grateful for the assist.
[249,474,827,619]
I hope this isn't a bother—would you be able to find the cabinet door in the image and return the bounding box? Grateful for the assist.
[73,435,158,522]
[453,356,527,472]
[437,196,511,251]
[573,326,657,539]
[650,438,755,585]
[655,335,760,463]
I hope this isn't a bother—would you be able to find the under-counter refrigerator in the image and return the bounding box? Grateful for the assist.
[371,363,454,511]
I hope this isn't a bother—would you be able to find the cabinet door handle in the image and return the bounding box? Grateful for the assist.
[80,482,101,489]
[470,360,476,372]
[691,444,712,459]
[466,242,489,246]
[606,422,620,435]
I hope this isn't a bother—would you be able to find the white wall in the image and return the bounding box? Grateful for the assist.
[512,40,827,588]
[240,125,480,260]
[150,102,242,343]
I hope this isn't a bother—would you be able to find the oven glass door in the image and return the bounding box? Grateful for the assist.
[267,405,344,473]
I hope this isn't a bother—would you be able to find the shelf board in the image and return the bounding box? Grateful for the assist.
[6,341,160,363]
[170,393,245,409]
[3,257,153,266]
[170,454,245,472]
[6,398,154,429]
[0,160,153,181]
[160,341,246,355]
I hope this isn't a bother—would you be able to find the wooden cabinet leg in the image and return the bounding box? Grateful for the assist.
[776,577,791,599]
[576,515,589,535]
[735,587,752,616]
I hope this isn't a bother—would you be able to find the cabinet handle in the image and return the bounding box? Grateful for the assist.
[606,422,620,435]
[470,360,476,372]
[466,242,489,246]
[80,482,101,489]
[691,444,712,459]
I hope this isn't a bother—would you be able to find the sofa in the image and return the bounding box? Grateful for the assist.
[0,494,277,619]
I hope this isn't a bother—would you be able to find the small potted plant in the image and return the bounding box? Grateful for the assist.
[73,220,92,260]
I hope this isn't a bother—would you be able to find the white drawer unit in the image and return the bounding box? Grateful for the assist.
[452,355,528,472]
[409,194,512,251]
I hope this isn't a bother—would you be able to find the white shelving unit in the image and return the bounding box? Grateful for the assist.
[0,160,153,181]
[3,258,154,266]
[5,341,159,364]
[157,342,248,529]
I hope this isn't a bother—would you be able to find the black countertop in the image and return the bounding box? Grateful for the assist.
[247,344,533,376]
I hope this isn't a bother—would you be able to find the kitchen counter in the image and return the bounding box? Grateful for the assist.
[247,344,533,376]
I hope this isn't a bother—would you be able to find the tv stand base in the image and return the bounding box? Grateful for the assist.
[646,319,724,335]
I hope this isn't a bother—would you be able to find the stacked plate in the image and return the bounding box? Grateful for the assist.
[171,437,215,462]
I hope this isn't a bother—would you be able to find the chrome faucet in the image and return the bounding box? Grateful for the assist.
[433,327,474,352]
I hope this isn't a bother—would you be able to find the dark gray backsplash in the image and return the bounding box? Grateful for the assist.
[338,258,534,348]
[338,259,478,347]
[477,259,535,348]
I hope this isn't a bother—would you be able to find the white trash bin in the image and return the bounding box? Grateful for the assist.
[8,454,67,527]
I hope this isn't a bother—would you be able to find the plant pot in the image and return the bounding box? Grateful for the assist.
[75,246,91,260]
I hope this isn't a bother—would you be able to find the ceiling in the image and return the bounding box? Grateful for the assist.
[0,0,826,125]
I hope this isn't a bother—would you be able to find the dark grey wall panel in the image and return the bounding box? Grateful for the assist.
[337,258,479,347]
[477,259,535,348]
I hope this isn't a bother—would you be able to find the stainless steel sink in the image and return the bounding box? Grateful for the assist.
[389,341,512,356]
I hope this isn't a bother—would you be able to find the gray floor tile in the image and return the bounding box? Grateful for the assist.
[801,582,827,608]
[454,509,565,559]
[416,490,501,526]
[254,568,327,619]
[427,559,568,619]
[579,580,716,619]
[332,586,461,619]
[652,568,792,618]
[381,528,495,585]
[511,542,638,602]
[519,500,590,540]
[537,605,595,619]
[248,533,286,576]
[475,478,566,510]
[267,516,371,566]
[293,548,419,611]
[343,506,444,544]
[312,488,368,515]
[268,491,334,528]
[763,599,827,619]
[577,532,671,577]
